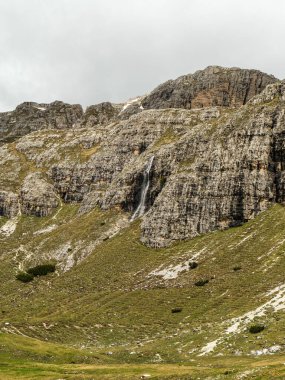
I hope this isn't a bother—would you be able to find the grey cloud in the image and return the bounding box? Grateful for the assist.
[0,0,284,111]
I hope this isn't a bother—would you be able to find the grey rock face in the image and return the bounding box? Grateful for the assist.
[142,66,277,110]
[0,101,83,144]
[0,66,284,249]
[0,191,19,217]
[81,102,121,128]
[20,173,59,217]
[141,82,285,246]
[97,108,219,214]
[78,107,219,214]
[53,110,174,206]
[118,97,145,120]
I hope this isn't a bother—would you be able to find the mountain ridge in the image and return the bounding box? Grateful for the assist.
[0,66,284,249]
[1,66,285,379]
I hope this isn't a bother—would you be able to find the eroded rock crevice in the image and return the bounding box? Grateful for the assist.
[1,66,285,248]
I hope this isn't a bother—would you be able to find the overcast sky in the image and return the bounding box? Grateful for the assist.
[0,0,284,111]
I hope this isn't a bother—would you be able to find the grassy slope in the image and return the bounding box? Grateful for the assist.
[1,204,285,378]
[1,334,285,380]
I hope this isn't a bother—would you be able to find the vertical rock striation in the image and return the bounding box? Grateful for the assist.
[142,66,277,110]
[0,66,284,250]
[0,191,19,217]
[0,101,83,144]
[20,173,59,217]
[141,82,285,247]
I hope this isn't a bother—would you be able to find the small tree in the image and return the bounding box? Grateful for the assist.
[171,307,182,313]
[249,324,265,334]
[16,272,34,283]
[195,279,209,287]
[27,264,56,277]
[189,261,198,269]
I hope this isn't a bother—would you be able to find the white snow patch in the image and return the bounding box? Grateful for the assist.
[199,284,285,356]
[120,97,142,114]
[33,106,46,111]
[33,224,57,235]
[226,284,285,334]
[250,345,281,356]
[148,248,208,280]
[149,261,189,280]
[0,218,18,236]
[198,339,220,356]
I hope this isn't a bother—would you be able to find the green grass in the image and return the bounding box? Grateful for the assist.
[1,333,285,379]
[1,82,285,379]
[152,127,179,149]
[1,206,285,354]
[1,203,285,377]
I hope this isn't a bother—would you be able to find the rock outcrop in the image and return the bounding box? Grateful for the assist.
[140,81,285,246]
[0,66,284,249]
[20,173,59,217]
[0,101,83,144]
[0,191,19,217]
[118,97,145,120]
[81,102,121,128]
[142,66,277,110]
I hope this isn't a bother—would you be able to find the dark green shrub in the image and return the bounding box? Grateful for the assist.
[189,261,198,269]
[159,175,166,187]
[171,307,182,313]
[16,272,34,283]
[249,324,265,334]
[27,264,56,277]
[195,279,209,287]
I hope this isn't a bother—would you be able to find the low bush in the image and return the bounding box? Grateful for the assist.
[159,175,167,187]
[189,261,198,269]
[171,307,182,313]
[194,279,209,287]
[27,264,56,277]
[249,324,265,334]
[16,272,34,283]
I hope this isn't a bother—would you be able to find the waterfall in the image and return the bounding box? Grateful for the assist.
[131,155,154,221]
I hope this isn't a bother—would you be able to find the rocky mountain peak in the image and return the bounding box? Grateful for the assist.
[142,66,278,110]
[0,66,284,251]
[2,66,285,377]
[0,100,83,145]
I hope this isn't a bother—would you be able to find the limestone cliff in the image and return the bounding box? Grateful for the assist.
[0,66,284,250]
[142,82,285,246]
[0,101,83,144]
[0,190,19,217]
[20,173,59,217]
[142,66,277,110]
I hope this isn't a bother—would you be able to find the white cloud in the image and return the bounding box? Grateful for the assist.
[0,0,284,111]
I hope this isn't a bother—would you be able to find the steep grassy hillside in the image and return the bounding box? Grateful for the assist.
[1,203,285,378]
[1,70,285,379]
[1,334,285,380]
